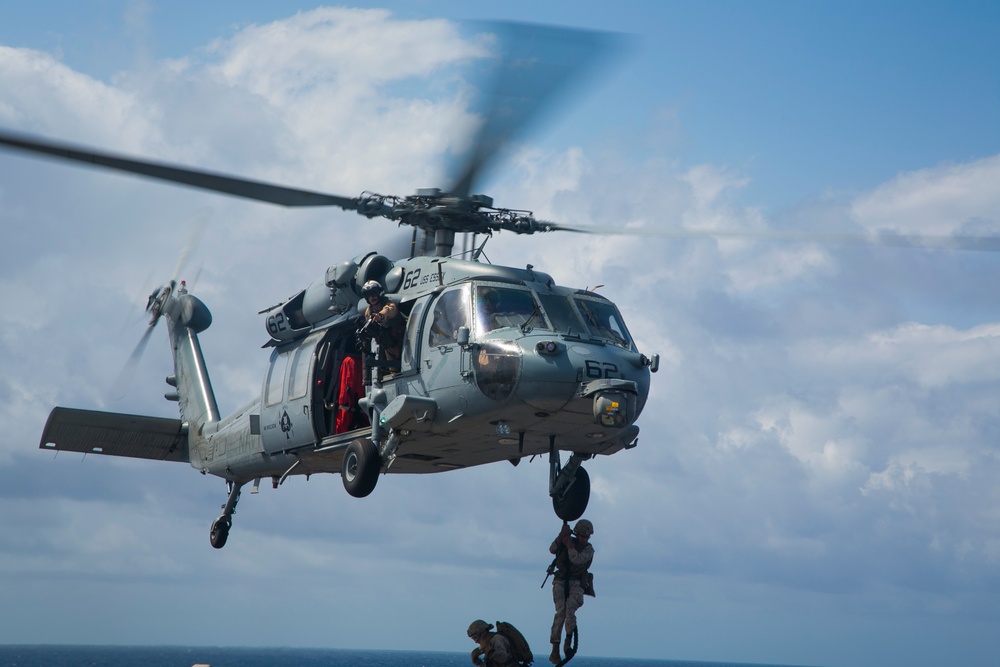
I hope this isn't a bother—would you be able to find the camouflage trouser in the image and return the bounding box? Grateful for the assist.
[550,578,585,644]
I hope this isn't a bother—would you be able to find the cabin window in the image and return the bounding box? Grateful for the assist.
[474,286,542,336]
[574,297,635,349]
[264,352,288,407]
[428,286,470,347]
[287,342,313,400]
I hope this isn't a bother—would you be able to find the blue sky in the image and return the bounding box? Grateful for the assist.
[2,3,1000,666]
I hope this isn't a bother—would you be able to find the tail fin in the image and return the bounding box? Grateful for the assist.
[163,281,220,428]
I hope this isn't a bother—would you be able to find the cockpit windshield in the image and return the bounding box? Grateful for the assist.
[536,293,583,334]
[475,286,541,336]
[573,297,634,349]
[472,283,635,350]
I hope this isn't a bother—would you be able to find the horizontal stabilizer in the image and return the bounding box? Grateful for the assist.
[39,407,188,462]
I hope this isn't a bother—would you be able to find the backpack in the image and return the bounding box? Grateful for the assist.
[495,621,533,666]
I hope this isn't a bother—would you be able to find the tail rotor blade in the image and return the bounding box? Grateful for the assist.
[186,264,204,293]
[172,207,211,283]
[108,210,207,401]
[109,322,157,401]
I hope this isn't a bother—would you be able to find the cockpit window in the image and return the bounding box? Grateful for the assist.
[428,286,470,347]
[574,297,634,349]
[536,293,585,335]
[475,286,542,336]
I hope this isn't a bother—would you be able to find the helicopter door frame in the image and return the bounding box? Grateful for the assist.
[399,295,430,375]
[311,324,370,438]
[311,330,340,438]
[423,284,472,389]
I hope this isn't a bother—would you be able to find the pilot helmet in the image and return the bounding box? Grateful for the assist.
[479,287,500,310]
[361,280,384,299]
[467,620,493,638]
[573,519,594,537]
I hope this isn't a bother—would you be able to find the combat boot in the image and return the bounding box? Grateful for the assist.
[549,641,561,664]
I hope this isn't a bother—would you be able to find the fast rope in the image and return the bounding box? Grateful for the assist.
[553,627,578,666]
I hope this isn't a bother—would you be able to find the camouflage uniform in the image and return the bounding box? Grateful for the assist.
[468,620,516,667]
[549,526,594,646]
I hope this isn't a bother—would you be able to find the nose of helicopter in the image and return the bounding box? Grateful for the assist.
[471,336,648,423]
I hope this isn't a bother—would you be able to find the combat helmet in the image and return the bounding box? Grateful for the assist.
[574,519,594,537]
[468,620,493,638]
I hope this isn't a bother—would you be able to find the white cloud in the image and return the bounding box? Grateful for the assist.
[852,155,1000,235]
[3,6,1000,664]
[725,244,833,292]
[0,47,164,158]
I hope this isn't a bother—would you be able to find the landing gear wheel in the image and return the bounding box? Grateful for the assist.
[342,439,380,498]
[210,516,231,549]
[553,467,590,522]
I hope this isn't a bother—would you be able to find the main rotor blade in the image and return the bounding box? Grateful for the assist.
[538,221,1000,252]
[0,129,360,209]
[448,22,621,199]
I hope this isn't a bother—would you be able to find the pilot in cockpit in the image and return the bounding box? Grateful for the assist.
[477,286,534,334]
[476,287,502,333]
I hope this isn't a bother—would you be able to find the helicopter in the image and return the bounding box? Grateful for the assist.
[1,22,660,549]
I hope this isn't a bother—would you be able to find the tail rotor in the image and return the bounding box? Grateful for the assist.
[108,211,210,401]
[109,281,175,400]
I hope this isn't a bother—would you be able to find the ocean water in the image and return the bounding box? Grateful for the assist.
[0,646,814,667]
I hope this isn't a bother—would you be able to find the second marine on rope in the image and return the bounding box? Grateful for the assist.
[547,519,595,665]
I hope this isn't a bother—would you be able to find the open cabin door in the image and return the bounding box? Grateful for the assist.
[313,325,367,437]
[260,325,373,454]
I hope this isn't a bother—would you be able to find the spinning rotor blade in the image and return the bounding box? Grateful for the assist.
[109,281,174,402]
[109,322,158,401]
[0,23,624,246]
[537,220,1000,252]
[110,214,208,400]
[122,209,209,330]
[0,130,360,210]
[448,22,621,199]
[172,208,211,283]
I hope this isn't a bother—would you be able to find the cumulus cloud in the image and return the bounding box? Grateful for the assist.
[2,6,1000,662]
[0,46,145,143]
[852,155,1000,235]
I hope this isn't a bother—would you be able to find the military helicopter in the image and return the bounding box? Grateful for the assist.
[1,22,659,548]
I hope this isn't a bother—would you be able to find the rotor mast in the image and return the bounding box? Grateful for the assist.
[434,229,456,257]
